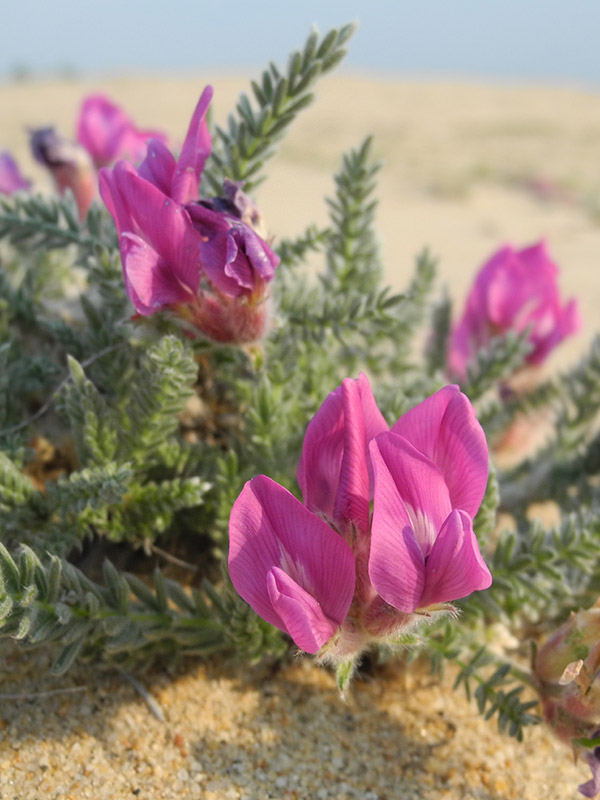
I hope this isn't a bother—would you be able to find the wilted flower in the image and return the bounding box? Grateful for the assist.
[449,241,581,379]
[30,127,96,219]
[534,601,600,797]
[0,151,31,195]
[229,375,492,663]
[76,93,168,168]
[99,86,279,343]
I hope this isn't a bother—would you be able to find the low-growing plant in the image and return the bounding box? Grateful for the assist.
[1,22,600,797]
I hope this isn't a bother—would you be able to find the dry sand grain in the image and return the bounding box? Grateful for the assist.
[0,641,585,800]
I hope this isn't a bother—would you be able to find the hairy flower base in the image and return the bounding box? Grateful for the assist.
[318,600,457,666]
[174,288,271,344]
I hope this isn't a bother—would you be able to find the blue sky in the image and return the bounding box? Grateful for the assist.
[3,0,599,86]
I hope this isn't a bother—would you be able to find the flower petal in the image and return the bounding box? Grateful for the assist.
[120,232,193,314]
[99,162,135,234]
[138,138,177,197]
[368,433,453,613]
[115,167,202,296]
[223,228,254,290]
[579,753,600,799]
[419,509,492,608]
[331,378,373,534]
[76,93,167,167]
[76,94,128,167]
[0,151,31,194]
[228,475,355,642]
[391,385,488,518]
[297,373,387,531]
[267,567,338,653]
[186,203,249,296]
[171,86,213,204]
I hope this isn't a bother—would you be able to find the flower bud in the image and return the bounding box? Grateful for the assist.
[30,127,96,219]
[534,602,600,797]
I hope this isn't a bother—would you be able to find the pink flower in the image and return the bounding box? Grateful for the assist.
[76,94,168,168]
[449,241,581,379]
[0,151,31,195]
[30,128,96,219]
[229,375,491,659]
[99,87,279,343]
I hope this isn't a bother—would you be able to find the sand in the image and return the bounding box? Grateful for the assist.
[2,73,600,797]
[0,640,585,800]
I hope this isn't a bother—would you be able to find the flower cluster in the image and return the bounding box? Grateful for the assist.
[534,602,600,798]
[449,241,581,379]
[99,86,279,344]
[26,93,169,218]
[229,374,491,664]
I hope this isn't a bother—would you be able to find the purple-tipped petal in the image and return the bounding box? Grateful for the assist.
[228,476,355,647]
[171,86,213,204]
[297,373,388,529]
[138,138,177,197]
[391,386,488,518]
[223,228,254,290]
[186,203,249,297]
[419,509,492,608]
[0,151,31,195]
[266,567,338,653]
[579,752,600,799]
[229,223,279,283]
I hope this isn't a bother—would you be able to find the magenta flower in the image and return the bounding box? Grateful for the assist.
[0,151,31,195]
[76,94,168,168]
[229,375,492,660]
[449,241,581,379]
[30,128,96,219]
[99,87,279,343]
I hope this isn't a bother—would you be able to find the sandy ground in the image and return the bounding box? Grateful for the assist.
[0,640,585,800]
[2,73,600,797]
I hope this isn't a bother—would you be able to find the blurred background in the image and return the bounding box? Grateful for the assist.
[2,0,599,84]
[2,0,600,365]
